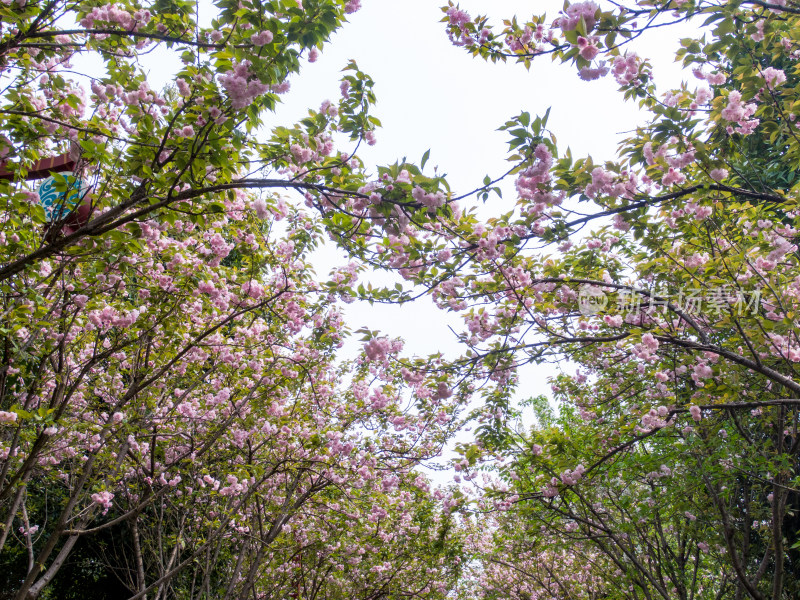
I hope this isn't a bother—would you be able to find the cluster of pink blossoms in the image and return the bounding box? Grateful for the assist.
[19,524,40,537]
[661,167,686,187]
[709,168,728,181]
[516,144,553,198]
[240,281,265,300]
[639,406,674,432]
[411,186,445,209]
[447,6,470,27]
[90,490,114,514]
[445,6,474,46]
[584,168,615,198]
[218,60,269,109]
[705,71,727,86]
[611,53,642,86]
[559,464,586,485]
[762,66,787,90]
[0,410,17,424]
[720,91,759,135]
[80,3,151,30]
[580,53,645,84]
[633,332,659,360]
[692,362,714,385]
[290,143,314,164]
[505,25,542,52]
[364,337,402,366]
[579,63,609,81]
[250,30,273,46]
[576,36,599,60]
[556,1,598,32]
[86,306,140,330]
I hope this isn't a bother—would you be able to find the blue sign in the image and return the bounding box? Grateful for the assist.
[37,172,87,222]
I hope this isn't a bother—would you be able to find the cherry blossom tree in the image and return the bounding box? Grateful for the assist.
[0,0,466,598]
[428,1,800,599]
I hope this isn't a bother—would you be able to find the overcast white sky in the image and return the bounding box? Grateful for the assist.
[269,1,699,406]
[122,0,700,412]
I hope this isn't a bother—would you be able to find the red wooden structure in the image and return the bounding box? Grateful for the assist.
[0,151,76,182]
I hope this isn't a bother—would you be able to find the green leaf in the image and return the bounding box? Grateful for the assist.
[421,149,431,170]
